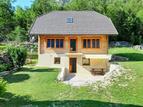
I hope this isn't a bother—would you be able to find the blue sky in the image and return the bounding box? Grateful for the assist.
[12,0,35,9]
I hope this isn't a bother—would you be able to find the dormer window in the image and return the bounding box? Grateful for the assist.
[67,17,73,23]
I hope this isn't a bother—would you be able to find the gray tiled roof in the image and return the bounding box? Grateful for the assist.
[29,11,118,35]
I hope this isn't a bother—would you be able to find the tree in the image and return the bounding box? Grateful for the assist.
[58,0,70,10]
[138,35,142,45]
[7,26,27,42]
[14,7,28,30]
[65,0,112,14]
[0,0,142,43]
[12,6,38,42]
[65,0,92,10]
[114,9,143,44]
[31,0,60,16]
[0,0,14,41]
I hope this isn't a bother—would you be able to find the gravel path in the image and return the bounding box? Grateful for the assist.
[63,64,125,87]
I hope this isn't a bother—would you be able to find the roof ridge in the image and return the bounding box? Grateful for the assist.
[37,11,107,19]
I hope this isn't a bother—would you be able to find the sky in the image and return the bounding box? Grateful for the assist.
[12,0,35,9]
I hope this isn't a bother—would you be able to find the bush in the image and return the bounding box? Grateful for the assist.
[138,35,142,45]
[6,46,27,68]
[0,64,8,72]
[0,78,7,96]
[0,45,6,53]
[21,43,38,53]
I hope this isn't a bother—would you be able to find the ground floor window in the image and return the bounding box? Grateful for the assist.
[82,57,90,66]
[54,57,60,64]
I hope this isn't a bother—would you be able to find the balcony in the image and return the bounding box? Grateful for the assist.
[65,52,83,56]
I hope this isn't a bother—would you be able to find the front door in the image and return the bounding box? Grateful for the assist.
[70,39,76,52]
[69,58,77,73]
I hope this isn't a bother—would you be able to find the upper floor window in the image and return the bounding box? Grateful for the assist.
[47,39,64,48]
[83,39,100,48]
[83,39,86,48]
[56,39,60,48]
[51,39,55,48]
[92,39,100,48]
[60,39,64,48]
[47,39,51,48]
[96,39,100,48]
[87,39,91,48]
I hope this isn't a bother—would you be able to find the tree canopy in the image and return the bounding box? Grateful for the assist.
[0,0,14,41]
[0,0,143,44]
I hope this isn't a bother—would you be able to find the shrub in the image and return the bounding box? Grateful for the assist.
[130,34,135,45]
[0,64,8,72]
[0,78,7,96]
[138,35,142,45]
[6,46,27,68]
[0,54,13,70]
[0,56,11,72]
[0,45,6,53]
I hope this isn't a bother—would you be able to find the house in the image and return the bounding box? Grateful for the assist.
[29,11,118,76]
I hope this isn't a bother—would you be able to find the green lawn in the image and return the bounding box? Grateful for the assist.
[0,47,143,107]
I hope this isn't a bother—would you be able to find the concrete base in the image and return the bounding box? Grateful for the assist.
[63,64,122,87]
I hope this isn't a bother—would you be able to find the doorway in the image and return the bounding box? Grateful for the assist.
[69,58,77,73]
[70,39,76,52]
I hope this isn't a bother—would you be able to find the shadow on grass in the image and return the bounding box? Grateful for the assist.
[0,92,31,107]
[21,67,58,72]
[3,74,30,83]
[0,93,142,107]
[31,100,143,107]
[114,53,143,61]
[3,67,58,83]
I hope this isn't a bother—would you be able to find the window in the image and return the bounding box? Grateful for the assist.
[83,39,100,48]
[60,39,64,48]
[92,39,100,48]
[92,39,95,48]
[47,39,64,48]
[67,17,73,23]
[82,57,90,66]
[83,39,86,48]
[87,39,91,48]
[56,39,60,48]
[96,39,100,48]
[51,39,54,48]
[47,39,51,48]
[54,57,60,64]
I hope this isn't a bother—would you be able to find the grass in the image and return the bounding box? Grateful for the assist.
[26,52,38,65]
[0,47,143,107]
[109,47,143,104]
